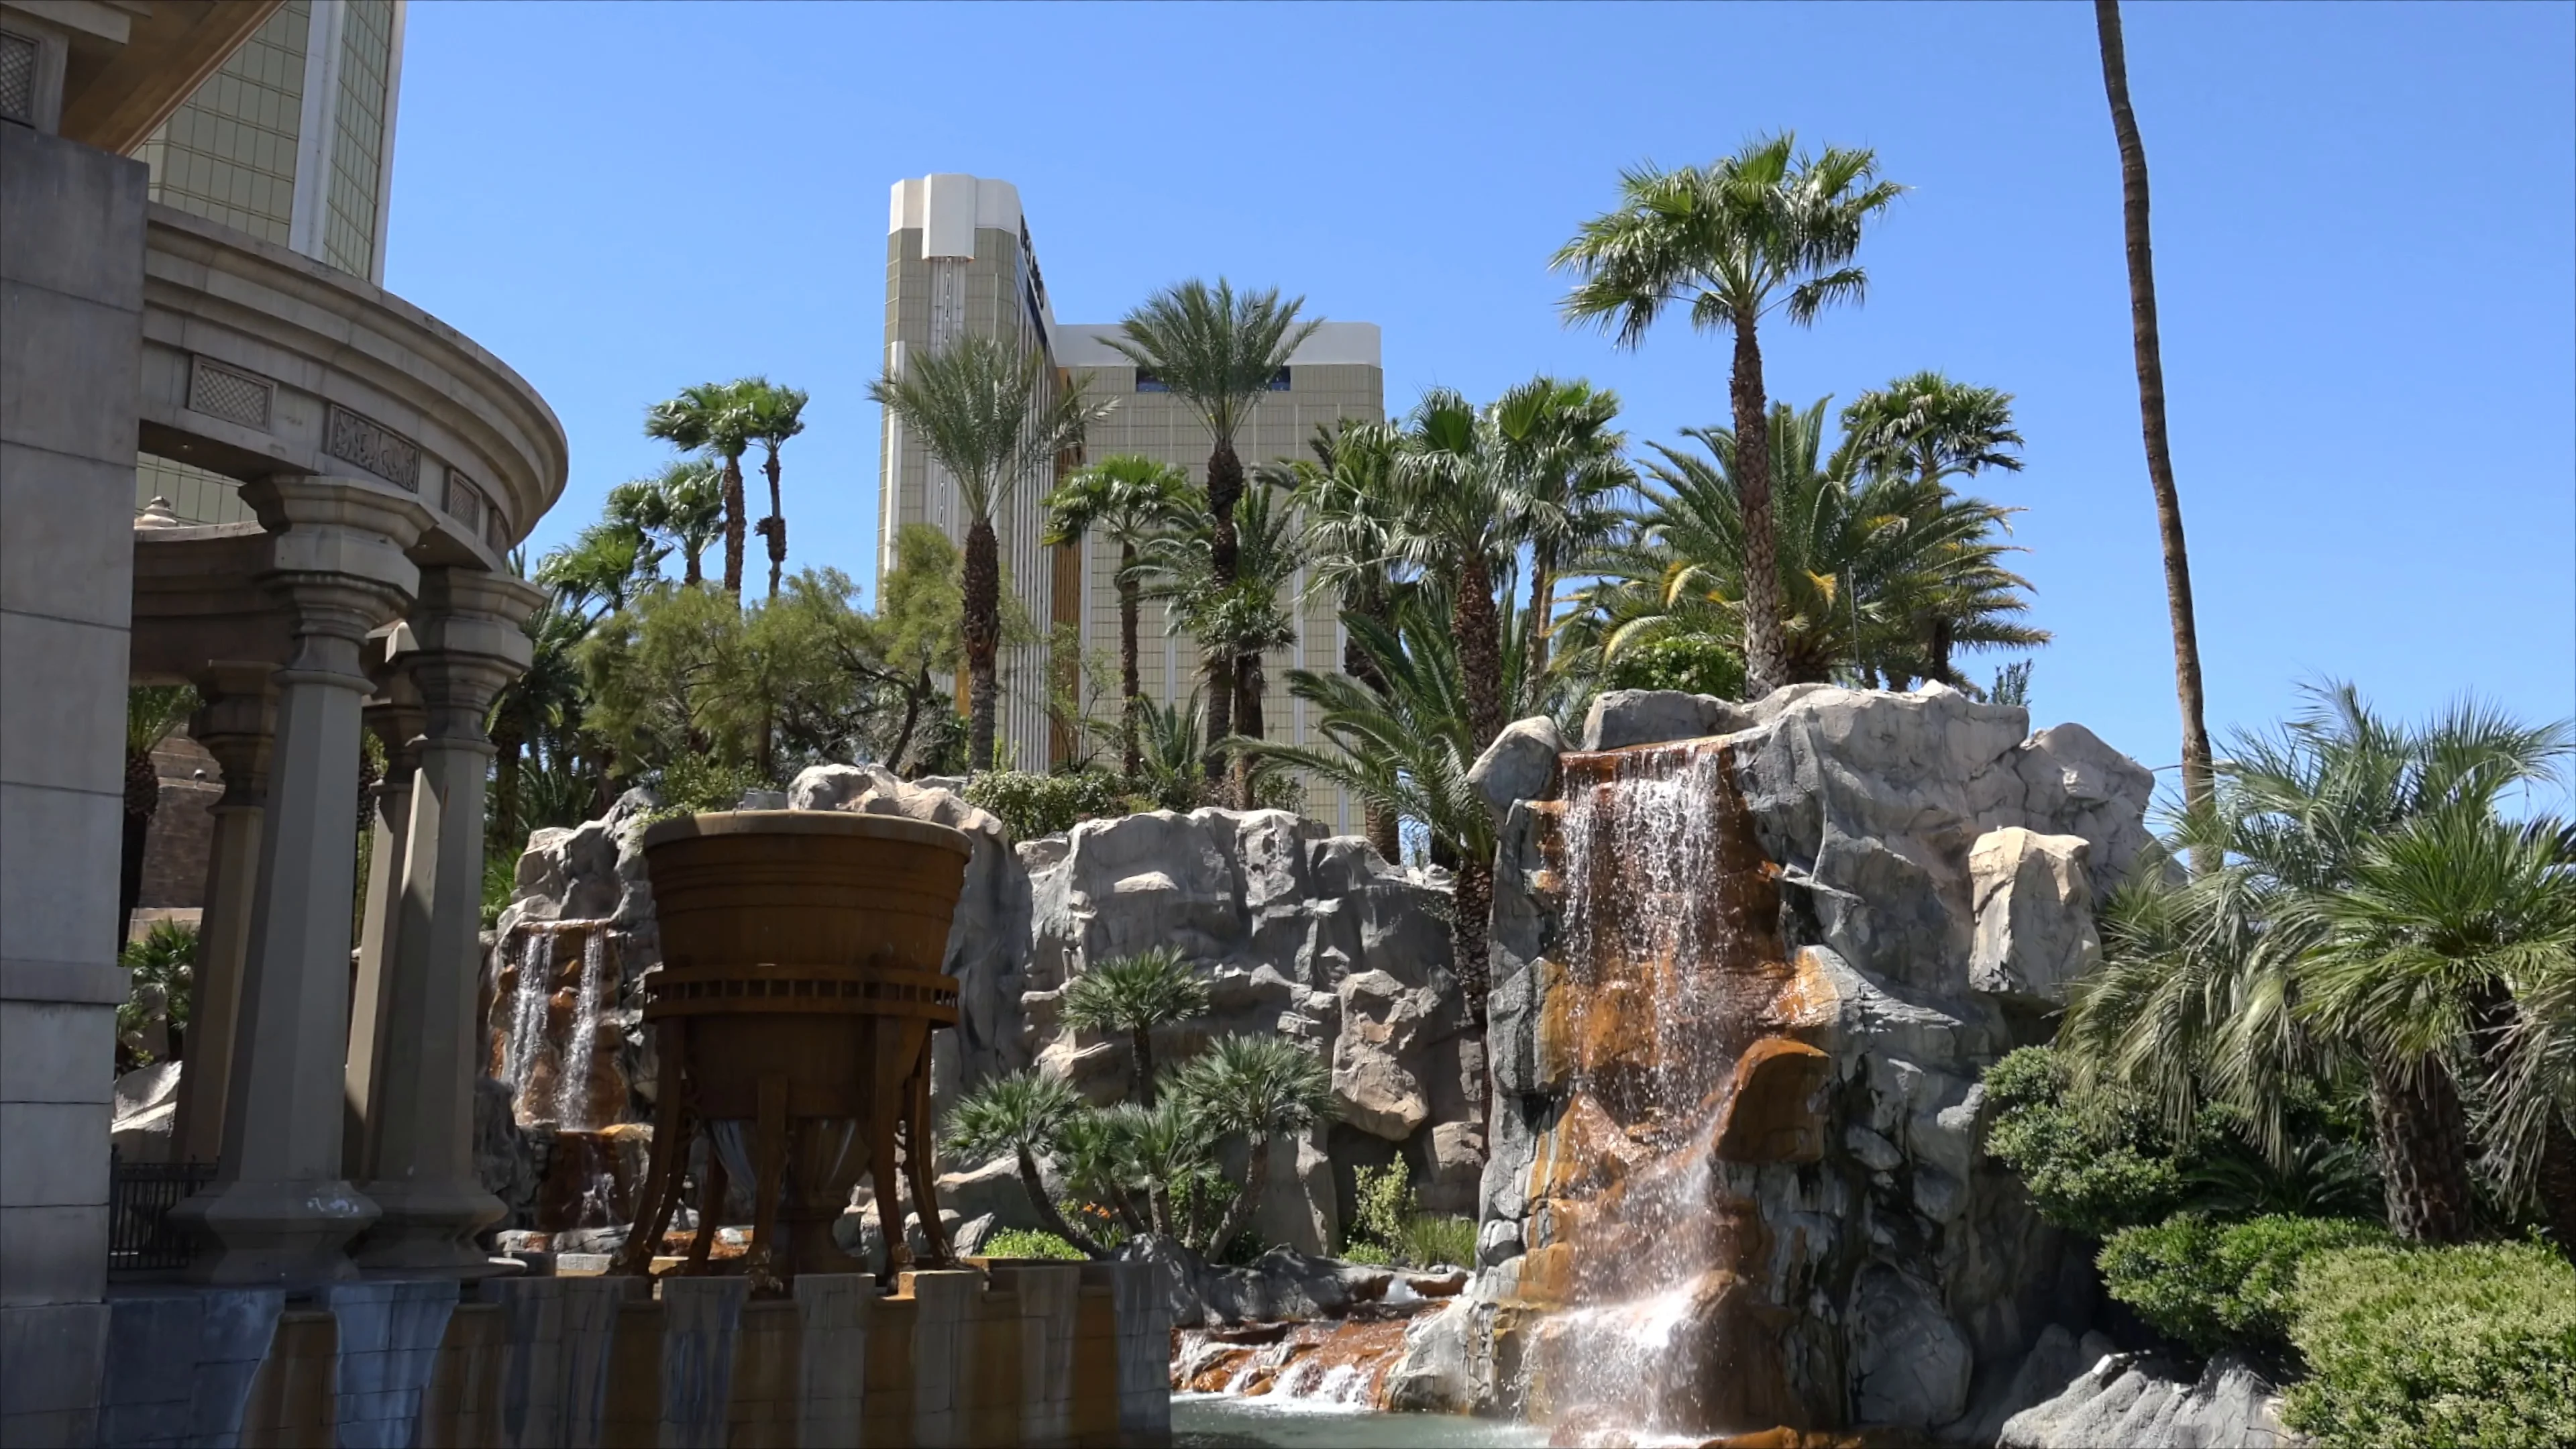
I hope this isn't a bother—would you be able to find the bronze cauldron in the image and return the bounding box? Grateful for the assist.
[613,810,970,1288]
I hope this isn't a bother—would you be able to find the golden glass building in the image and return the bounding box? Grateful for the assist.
[879,173,1386,824]
[133,0,407,525]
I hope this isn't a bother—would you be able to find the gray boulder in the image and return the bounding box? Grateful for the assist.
[2000,1349,2302,1449]
[1468,716,1563,816]
[1970,828,2102,1006]
[1580,689,1750,751]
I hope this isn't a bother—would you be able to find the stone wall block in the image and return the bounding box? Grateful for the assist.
[655,1277,744,1449]
[1968,828,2101,1006]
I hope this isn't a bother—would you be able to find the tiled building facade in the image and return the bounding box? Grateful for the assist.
[133,0,407,526]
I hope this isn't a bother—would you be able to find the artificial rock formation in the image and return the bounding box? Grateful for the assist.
[1468,684,2155,1440]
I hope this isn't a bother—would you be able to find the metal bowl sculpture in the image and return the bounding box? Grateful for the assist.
[612,810,971,1289]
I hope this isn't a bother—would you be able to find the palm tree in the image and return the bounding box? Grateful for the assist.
[1277,419,1410,860]
[1060,947,1212,1108]
[1554,133,1902,698]
[2095,0,2216,839]
[1107,279,1322,765]
[1136,480,1305,804]
[120,685,197,941]
[1837,372,2029,682]
[735,378,810,600]
[1044,455,1194,776]
[637,459,726,588]
[1489,376,1633,687]
[1242,594,1513,1010]
[488,595,591,848]
[1174,1034,1335,1257]
[943,1069,1111,1257]
[1389,388,1520,753]
[2061,684,2570,1243]
[1100,1097,1218,1240]
[2302,804,2576,1247]
[867,335,1111,771]
[645,382,757,597]
[537,516,659,620]
[1562,398,2044,692]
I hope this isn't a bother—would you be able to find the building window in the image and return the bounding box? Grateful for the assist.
[1269,368,1292,391]
[1134,368,1169,393]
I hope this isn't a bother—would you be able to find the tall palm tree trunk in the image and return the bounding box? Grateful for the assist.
[1130,1026,1157,1109]
[1456,557,1505,751]
[1118,546,1144,778]
[1204,440,1245,778]
[761,449,788,599]
[2096,0,2215,835]
[1344,599,1403,863]
[493,729,525,849]
[963,517,1002,771]
[1453,857,1493,1026]
[2368,1052,2477,1244]
[720,453,749,598]
[1232,652,1265,807]
[1200,654,1232,800]
[1523,544,1556,698]
[1729,313,1788,698]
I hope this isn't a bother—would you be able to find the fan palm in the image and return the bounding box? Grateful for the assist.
[1273,419,1409,860]
[1044,455,1195,775]
[1174,1034,1336,1258]
[1839,372,2028,682]
[735,378,810,599]
[1134,478,1304,804]
[537,515,659,620]
[488,595,592,849]
[1563,398,2043,691]
[1489,376,1633,686]
[2061,684,2571,1243]
[1388,388,1521,752]
[1099,1097,1218,1240]
[1060,947,1212,1108]
[635,459,725,588]
[943,1069,1110,1257]
[1106,279,1322,764]
[867,335,1112,771]
[645,382,757,597]
[1554,133,1902,697]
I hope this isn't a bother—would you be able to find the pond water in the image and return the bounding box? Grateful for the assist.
[1171,1393,1552,1448]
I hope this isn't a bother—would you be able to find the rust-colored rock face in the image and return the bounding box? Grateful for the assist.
[1513,740,1817,1437]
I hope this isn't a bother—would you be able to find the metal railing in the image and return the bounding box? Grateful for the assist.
[107,1148,215,1274]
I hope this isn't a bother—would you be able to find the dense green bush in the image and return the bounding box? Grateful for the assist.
[965,769,1130,841]
[1603,633,1746,701]
[979,1228,1087,1262]
[1982,1046,2189,1237]
[2283,1241,2576,1449]
[1400,1215,1479,1271]
[2100,1213,2389,1355]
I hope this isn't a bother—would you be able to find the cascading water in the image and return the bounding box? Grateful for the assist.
[492,919,642,1237]
[1517,739,1799,1441]
[554,928,612,1131]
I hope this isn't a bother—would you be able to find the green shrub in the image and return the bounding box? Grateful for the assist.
[653,753,768,818]
[2100,1213,2388,1355]
[1340,1240,1393,1267]
[1603,633,1746,701]
[1348,1160,1414,1256]
[964,769,1128,841]
[1982,1046,2189,1237]
[2284,1240,2576,1449]
[979,1228,1087,1262]
[1399,1214,1479,1271]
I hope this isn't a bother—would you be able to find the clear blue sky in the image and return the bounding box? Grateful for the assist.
[386,1,2574,790]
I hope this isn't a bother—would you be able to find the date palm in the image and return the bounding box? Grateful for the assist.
[943,1069,1111,1258]
[2096,0,2216,849]
[868,335,1111,771]
[1389,388,1520,753]
[1175,1034,1336,1258]
[645,382,757,598]
[734,378,809,600]
[1060,947,1212,1108]
[1275,419,1409,860]
[1134,480,1304,805]
[1107,279,1321,767]
[1554,133,1902,698]
[1044,456,1194,776]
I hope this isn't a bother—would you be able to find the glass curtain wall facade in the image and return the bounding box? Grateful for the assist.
[133,0,407,524]
[878,174,1387,827]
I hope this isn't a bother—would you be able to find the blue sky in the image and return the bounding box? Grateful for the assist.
[386,2,2574,790]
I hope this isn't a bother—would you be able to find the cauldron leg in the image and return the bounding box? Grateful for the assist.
[685,1148,727,1275]
[905,1047,952,1265]
[870,1017,912,1282]
[747,1074,789,1294]
[616,1023,688,1276]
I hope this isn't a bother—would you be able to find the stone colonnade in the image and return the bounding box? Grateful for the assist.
[147,476,543,1285]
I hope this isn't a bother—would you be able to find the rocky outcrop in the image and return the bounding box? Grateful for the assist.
[109,1061,182,1163]
[1477,685,2155,1437]
[2000,1346,2304,1449]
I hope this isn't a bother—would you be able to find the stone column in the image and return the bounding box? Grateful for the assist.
[168,667,276,1168]
[344,663,425,1173]
[351,568,540,1273]
[172,478,429,1287]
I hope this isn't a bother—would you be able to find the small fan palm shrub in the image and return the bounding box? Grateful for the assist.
[1060,949,1211,1108]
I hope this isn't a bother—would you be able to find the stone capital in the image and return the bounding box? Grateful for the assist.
[405,567,543,745]
[189,662,278,809]
[243,475,433,679]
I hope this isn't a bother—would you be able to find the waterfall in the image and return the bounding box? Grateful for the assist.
[1523,739,1794,1440]
[502,928,553,1114]
[555,927,612,1131]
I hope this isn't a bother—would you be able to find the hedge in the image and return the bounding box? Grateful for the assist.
[2098,1212,2387,1355]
